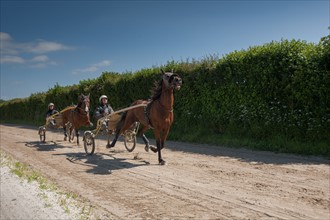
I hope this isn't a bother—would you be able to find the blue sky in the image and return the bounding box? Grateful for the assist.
[1,0,329,100]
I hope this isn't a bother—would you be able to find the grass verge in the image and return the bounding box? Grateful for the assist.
[0,150,107,220]
[168,126,330,159]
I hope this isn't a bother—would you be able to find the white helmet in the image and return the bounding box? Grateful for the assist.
[48,103,54,107]
[99,95,108,103]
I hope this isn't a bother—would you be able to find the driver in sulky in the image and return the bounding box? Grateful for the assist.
[46,103,59,126]
[93,95,114,129]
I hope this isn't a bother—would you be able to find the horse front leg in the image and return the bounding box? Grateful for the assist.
[157,127,170,165]
[106,129,113,148]
[68,126,73,142]
[75,129,80,145]
[106,135,111,148]
[139,125,151,152]
[63,125,68,141]
[142,134,150,152]
[157,139,166,165]
[152,130,166,165]
[160,127,171,150]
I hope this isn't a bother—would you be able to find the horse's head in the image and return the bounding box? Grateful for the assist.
[78,94,90,114]
[161,69,182,90]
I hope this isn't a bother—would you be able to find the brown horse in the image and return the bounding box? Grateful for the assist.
[109,70,182,165]
[62,94,92,145]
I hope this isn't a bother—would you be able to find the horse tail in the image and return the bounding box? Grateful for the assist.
[115,111,127,135]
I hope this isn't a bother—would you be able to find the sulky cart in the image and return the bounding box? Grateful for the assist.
[38,106,75,143]
[83,103,147,155]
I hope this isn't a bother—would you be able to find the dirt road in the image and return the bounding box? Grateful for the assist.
[0,124,329,219]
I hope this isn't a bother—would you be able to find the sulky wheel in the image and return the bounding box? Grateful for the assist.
[83,131,95,155]
[38,126,46,143]
[124,130,136,152]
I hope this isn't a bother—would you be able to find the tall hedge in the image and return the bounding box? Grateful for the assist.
[172,38,329,145]
[1,36,329,155]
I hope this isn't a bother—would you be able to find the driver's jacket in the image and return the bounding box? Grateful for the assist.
[94,104,114,121]
[46,109,59,118]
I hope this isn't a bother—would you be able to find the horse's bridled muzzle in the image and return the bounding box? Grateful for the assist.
[174,79,182,90]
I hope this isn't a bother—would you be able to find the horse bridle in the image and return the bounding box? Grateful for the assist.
[76,97,90,115]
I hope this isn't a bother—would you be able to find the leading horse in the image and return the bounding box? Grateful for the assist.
[62,94,92,145]
[109,70,182,165]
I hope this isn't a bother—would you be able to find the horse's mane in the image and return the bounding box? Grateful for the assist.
[77,94,84,106]
[150,79,163,101]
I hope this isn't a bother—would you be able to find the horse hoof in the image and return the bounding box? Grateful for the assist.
[159,160,167,165]
[107,143,115,148]
[144,145,149,152]
[150,146,157,153]
[64,137,67,141]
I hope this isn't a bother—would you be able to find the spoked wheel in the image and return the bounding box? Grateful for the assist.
[38,126,46,143]
[83,131,95,155]
[124,130,136,152]
[124,122,139,152]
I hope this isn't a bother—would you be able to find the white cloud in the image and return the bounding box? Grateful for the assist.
[31,55,49,62]
[30,63,57,69]
[95,60,111,67]
[72,60,112,75]
[28,41,71,54]
[30,63,47,68]
[0,32,18,55]
[0,32,73,68]
[0,55,25,64]
[0,32,12,41]
[30,56,57,68]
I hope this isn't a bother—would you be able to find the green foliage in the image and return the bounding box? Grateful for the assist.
[1,36,329,157]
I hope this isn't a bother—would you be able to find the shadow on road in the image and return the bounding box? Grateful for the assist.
[21,141,70,152]
[53,151,150,175]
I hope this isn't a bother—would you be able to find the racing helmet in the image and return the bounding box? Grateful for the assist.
[99,95,108,103]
